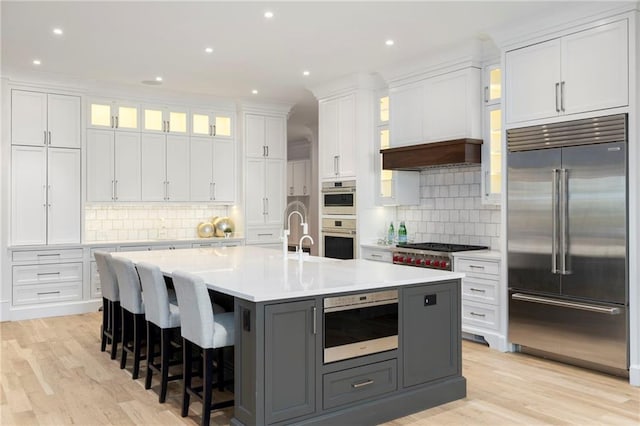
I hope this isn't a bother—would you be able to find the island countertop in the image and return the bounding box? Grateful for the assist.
[113,246,464,302]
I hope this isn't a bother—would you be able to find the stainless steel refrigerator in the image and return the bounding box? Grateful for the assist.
[507,114,628,376]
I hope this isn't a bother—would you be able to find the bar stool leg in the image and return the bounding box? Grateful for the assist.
[110,301,121,360]
[132,314,144,379]
[101,298,109,352]
[202,347,214,426]
[181,339,192,417]
[120,309,129,369]
[217,348,225,391]
[159,327,171,403]
[145,322,155,390]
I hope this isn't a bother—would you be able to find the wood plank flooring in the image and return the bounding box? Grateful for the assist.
[1,312,638,425]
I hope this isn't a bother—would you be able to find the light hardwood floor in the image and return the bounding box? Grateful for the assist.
[1,312,638,425]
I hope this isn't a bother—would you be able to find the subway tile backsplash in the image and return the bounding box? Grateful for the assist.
[85,204,229,242]
[397,165,501,250]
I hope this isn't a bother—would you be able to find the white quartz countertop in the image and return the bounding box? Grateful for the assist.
[113,246,464,302]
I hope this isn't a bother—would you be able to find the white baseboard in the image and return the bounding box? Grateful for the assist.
[9,300,101,321]
[0,300,10,322]
[630,364,640,387]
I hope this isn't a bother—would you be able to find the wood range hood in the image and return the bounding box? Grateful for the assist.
[381,138,483,171]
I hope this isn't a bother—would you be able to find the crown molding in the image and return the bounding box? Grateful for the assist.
[310,72,379,101]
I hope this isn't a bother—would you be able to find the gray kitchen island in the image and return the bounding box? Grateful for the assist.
[114,246,466,425]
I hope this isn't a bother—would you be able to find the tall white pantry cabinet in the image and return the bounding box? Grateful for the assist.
[10,90,81,245]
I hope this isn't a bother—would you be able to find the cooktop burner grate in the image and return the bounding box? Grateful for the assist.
[395,242,488,252]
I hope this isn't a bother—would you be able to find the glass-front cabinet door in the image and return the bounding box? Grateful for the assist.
[89,99,139,131]
[142,105,188,134]
[482,63,502,204]
[190,110,233,139]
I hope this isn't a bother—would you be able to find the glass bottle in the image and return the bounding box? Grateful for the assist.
[387,222,395,245]
[398,221,407,244]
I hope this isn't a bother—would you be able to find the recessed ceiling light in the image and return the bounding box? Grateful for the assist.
[33,59,41,65]
[155,76,163,82]
[385,39,395,46]
[205,47,213,54]
[303,70,310,76]
[264,11,274,19]
[53,28,63,35]
[252,89,258,95]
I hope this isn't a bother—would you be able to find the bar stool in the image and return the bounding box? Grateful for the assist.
[136,262,183,403]
[172,270,235,426]
[111,257,146,379]
[94,251,121,360]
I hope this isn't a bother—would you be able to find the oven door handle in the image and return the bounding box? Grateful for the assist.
[322,229,357,236]
[322,187,356,194]
[324,298,398,313]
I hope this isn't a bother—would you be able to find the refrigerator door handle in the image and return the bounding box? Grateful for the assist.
[560,168,570,275]
[512,293,621,315]
[552,169,558,273]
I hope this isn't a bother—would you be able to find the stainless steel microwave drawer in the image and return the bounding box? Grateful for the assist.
[323,359,397,410]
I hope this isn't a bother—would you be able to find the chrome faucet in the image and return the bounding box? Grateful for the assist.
[283,200,309,256]
[298,235,314,259]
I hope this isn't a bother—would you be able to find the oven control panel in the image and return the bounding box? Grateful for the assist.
[324,289,398,310]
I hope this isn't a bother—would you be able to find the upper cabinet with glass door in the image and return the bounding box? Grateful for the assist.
[191,110,233,139]
[142,105,189,134]
[482,64,502,204]
[88,99,140,132]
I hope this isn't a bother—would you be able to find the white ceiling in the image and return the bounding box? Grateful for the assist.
[1,1,601,142]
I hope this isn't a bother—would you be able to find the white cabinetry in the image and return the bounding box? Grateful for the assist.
[389,67,481,147]
[86,129,141,201]
[190,137,235,202]
[190,109,233,139]
[11,90,81,148]
[11,89,81,246]
[142,104,189,134]
[88,99,139,132]
[505,19,628,124]
[244,112,286,244]
[287,159,310,196]
[453,253,506,351]
[319,94,356,179]
[360,245,392,263]
[11,248,83,306]
[481,64,502,204]
[141,133,190,201]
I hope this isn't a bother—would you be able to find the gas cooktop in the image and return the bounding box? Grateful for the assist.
[395,242,488,252]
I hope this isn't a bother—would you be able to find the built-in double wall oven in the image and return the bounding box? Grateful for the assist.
[323,289,399,363]
[322,180,356,259]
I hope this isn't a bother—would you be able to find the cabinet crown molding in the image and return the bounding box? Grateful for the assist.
[239,101,293,116]
[310,73,380,101]
[380,39,482,87]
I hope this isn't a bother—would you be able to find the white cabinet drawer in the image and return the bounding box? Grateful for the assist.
[455,258,499,276]
[12,248,84,263]
[361,247,392,263]
[13,282,82,306]
[13,263,83,286]
[462,276,498,305]
[462,300,499,330]
[246,227,281,244]
[118,245,153,252]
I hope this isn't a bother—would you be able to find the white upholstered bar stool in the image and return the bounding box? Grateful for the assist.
[111,257,146,379]
[136,262,183,403]
[94,251,121,360]
[172,270,235,426]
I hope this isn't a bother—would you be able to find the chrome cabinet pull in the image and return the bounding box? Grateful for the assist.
[333,155,339,175]
[37,291,61,296]
[266,146,269,157]
[37,272,60,276]
[209,124,213,136]
[43,130,47,145]
[212,182,216,200]
[115,116,119,128]
[42,185,47,207]
[47,185,51,207]
[484,170,490,196]
[37,253,60,257]
[352,379,374,389]
[212,124,216,136]
[209,182,214,200]
[166,120,170,133]
[560,81,566,112]
[111,116,114,128]
[262,198,267,215]
[265,197,269,216]
[257,233,273,236]
[166,181,170,201]
[114,180,118,201]
[303,185,307,195]
[48,131,52,145]
[312,306,317,334]
[551,169,559,274]
[469,265,485,270]
[512,293,621,315]
[469,288,486,293]
[555,82,560,113]
[469,312,486,317]
[263,146,266,157]
[336,155,340,175]
[484,86,489,103]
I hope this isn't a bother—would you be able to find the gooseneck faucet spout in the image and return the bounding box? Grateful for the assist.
[298,235,314,259]
[283,200,309,256]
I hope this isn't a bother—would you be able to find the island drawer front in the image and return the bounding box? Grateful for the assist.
[246,227,281,244]
[13,263,84,286]
[462,300,499,330]
[12,248,84,263]
[361,247,392,263]
[462,276,498,305]
[13,282,83,306]
[323,359,397,410]
[455,258,499,276]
